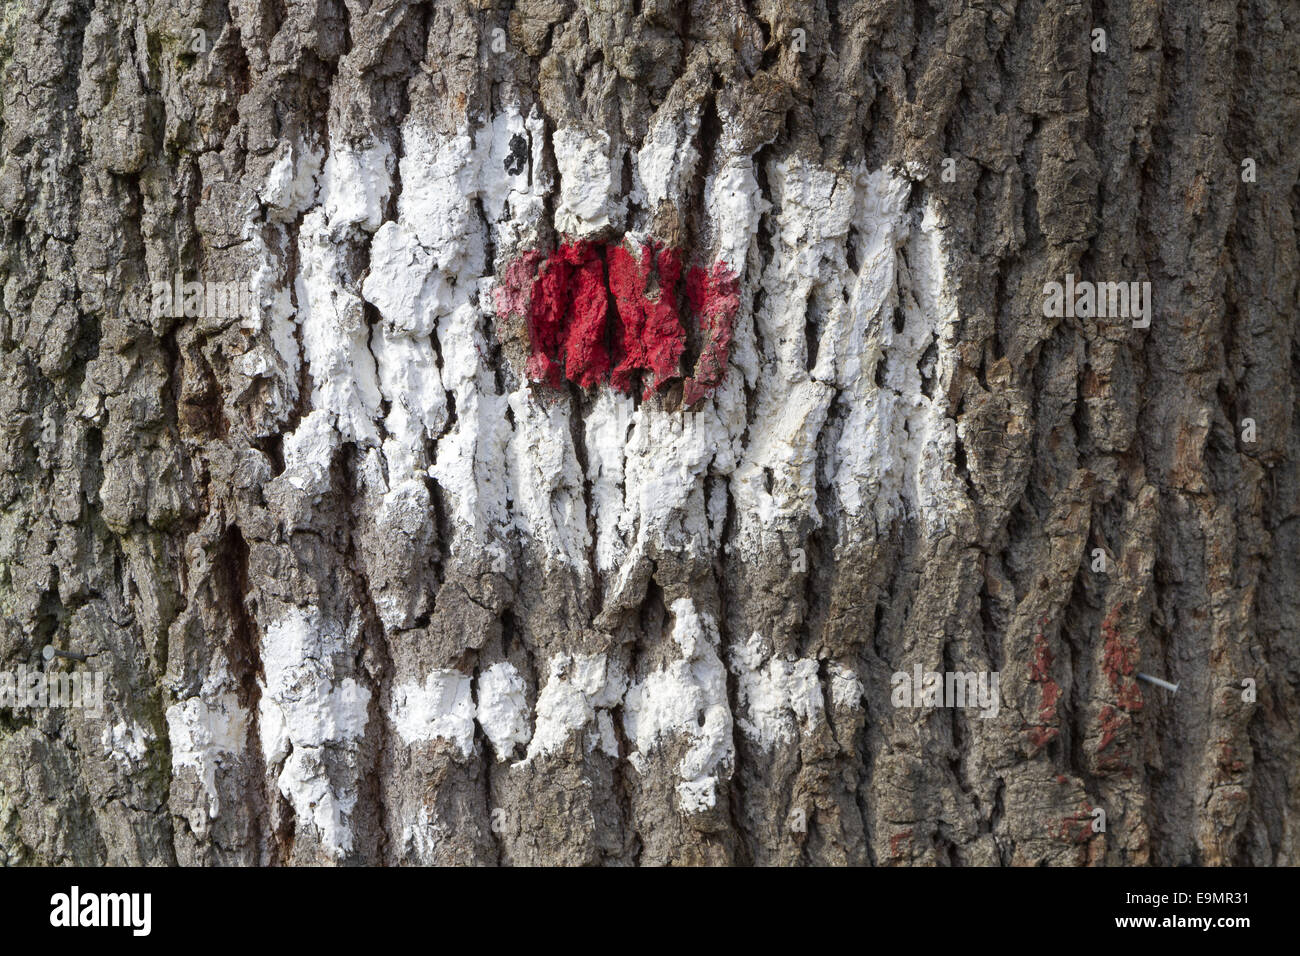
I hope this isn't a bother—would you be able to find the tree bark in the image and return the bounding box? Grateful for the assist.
[0,0,1297,866]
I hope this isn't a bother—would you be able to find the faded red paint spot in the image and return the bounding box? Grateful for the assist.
[1024,616,1062,753]
[496,238,738,404]
[1096,704,1124,754]
[889,827,914,858]
[1030,630,1061,723]
[493,250,552,384]
[1027,726,1059,750]
[683,261,740,407]
[1101,605,1144,713]
[1216,741,1245,778]
[1056,801,1096,845]
[1094,604,1144,769]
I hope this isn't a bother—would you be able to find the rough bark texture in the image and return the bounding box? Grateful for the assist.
[0,0,1297,866]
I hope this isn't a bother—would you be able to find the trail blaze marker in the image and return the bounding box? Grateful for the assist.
[494,239,739,406]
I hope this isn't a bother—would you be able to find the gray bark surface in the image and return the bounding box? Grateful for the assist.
[0,0,1297,866]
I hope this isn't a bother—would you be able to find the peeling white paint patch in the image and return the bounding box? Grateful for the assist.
[239,227,300,404]
[165,688,248,821]
[677,776,719,814]
[322,141,393,232]
[295,208,383,447]
[259,609,372,752]
[587,709,620,759]
[703,157,767,283]
[258,606,371,860]
[729,632,825,748]
[491,101,623,572]
[102,719,152,766]
[358,126,463,505]
[583,390,635,575]
[431,298,512,546]
[897,195,964,527]
[280,408,339,496]
[575,142,765,586]
[288,140,394,453]
[395,126,480,259]
[623,598,734,812]
[821,169,912,522]
[275,746,358,860]
[634,103,702,212]
[400,805,446,862]
[830,664,865,710]
[553,127,625,236]
[347,123,487,631]
[728,156,857,553]
[586,394,747,611]
[362,221,446,337]
[389,670,476,756]
[360,125,476,506]
[239,142,323,420]
[506,390,591,574]
[360,447,428,541]
[621,406,737,560]
[824,170,965,534]
[260,142,323,220]
[473,108,548,239]
[398,113,545,563]
[476,662,530,761]
[519,652,626,764]
[726,157,966,553]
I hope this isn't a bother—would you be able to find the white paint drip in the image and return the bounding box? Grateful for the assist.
[165,681,249,822]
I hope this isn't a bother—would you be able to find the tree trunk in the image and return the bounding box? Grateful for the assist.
[0,0,1297,866]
